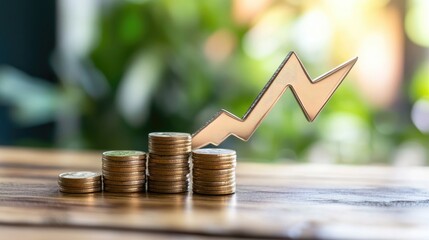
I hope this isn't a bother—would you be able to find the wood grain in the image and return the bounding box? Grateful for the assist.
[1,147,429,239]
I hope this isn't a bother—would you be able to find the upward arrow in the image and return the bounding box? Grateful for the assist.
[192,52,358,150]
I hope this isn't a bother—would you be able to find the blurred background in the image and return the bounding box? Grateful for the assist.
[0,0,428,164]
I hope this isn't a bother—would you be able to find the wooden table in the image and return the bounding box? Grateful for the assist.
[1,147,429,239]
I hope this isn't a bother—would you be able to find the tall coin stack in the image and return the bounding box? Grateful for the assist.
[192,148,236,195]
[58,171,102,194]
[102,150,146,193]
[148,132,191,193]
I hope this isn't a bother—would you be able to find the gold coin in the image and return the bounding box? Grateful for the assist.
[192,157,236,163]
[102,165,146,172]
[148,185,188,193]
[192,174,235,182]
[149,132,191,141]
[149,142,191,148]
[149,136,191,143]
[103,179,145,186]
[58,171,101,184]
[149,153,189,159]
[58,180,101,188]
[148,168,189,176]
[59,187,101,194]
[148,159,189,165]
[148,156,189,164]
[102,169,145,176]
[192,183,235,191]
[148,162,189,169]
[192,168,235,175]
[149,151,191,156]
[193,189,235,195]
[103,174,146,181]
[148,179,189,186]
[149,148,191,154]
[102,159,146,166]
[149,150,191,155]
[148,183,188,190]
[104,186,144,193]
[193,186,235,195]
[148,189,187,194]
[58,182,101,189]
[148,174,189,181]
[192,180,235,187]
[149,142,191,147]
[192,148,236,158]
[149,144,191,150]
[102,150,146,161]
[192,169,235,176]
[148,162,188,169]
[192,163,236,170]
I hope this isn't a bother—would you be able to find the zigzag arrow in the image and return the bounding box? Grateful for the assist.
[192,52,358,149]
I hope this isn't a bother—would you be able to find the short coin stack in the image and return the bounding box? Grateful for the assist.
[58,171,101,193]
[192,148,236,195]
[148,132,191,193]
[102,150,146,193]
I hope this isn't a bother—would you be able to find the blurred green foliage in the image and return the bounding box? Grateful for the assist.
[0,0,428,164]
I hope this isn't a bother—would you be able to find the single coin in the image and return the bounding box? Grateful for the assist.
[102,169,145,176]
[192,180,235,187]
[192,168,235,175]
[192,183,235,191]
[148,168,190,176]
[102,165,146,172]
[148,183,188,190]
[149,150,191,156]
[102,159,146,166]
[149,148,191,154]
[149,163,189,169]
[192,148,236,158]
[193,173,235,181]
[149,143,191,149]
[192,172,235,179]
[148,159,189,165]
[58,183,101,190]
[148,174,189,181]
[149,132,191,141]
[59,187,101,194]
[102,150,146,161]
[193,189,235,195]
[149,136,192,144]
[104,186,144,193]
[149,150,191,155]
[149,153,189,158]
[103,179,145,186]
[58,180,101,188]
[148,187,188,193]
[192,156,236,163]
[104,184,144,189]
[148,162,188,169]
[193,186,236,195]
[148,179,189,186]
[149,142,191,147]
[58,171,101,184]
[149,153,189,159]
[149,157,189,163]
[103,174,146,181]
[192,163,236,170]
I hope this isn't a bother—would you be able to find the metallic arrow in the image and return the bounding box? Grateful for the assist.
[192,52,358,149]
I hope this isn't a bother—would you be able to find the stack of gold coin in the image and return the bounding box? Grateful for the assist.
[102,150,146,193]
[192,148,236,195]
[148,132,191,193]
[58,171,101,194]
